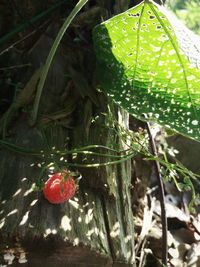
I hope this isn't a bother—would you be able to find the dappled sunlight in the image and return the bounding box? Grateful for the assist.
[29,163,35,167]
[83,202,90,208]
[87,227,106,240]
[112,177,117,187]
[0,177,38,236]
[6,209,18,217]
[85,208,94,224]
[21,177,28,182]
[0,174,39,232]
[73,237,80,246]
[28,223,34,229]
[61,215,72,231]
[86,226,106,241]
[23,186,34,197]
[0,218,5,229]
[86,229,95,239]
[99,229,106,240]
[0,161,133,265]
[103,183,108,189]
[110,221,120,238]
[29,199,38,207]
[12,188,22,197]
[3,253,15,265]
[79,208,84,213]
[73,196,79,202]
[18,252,28,264]
[44,228,58,237]
[124,235,132,243]
[68,199,79,209]
[3,247,28,265]
[0,209,19,228]
[19,211,30,226]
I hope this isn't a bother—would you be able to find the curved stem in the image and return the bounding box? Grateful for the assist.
[64,152,136,167]
[31,0,89,123]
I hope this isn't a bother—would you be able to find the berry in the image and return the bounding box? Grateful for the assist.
[43,172,76,204]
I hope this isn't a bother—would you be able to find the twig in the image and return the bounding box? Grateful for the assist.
[136,195,155,256]
[0,20,50,56]
[0,63,32,71]
[138,238,147,267]
[144,117,168,266]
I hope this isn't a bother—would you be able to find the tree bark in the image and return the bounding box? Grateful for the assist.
[0,84,135,267]
[0,1,136,265]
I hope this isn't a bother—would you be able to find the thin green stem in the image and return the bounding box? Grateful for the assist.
[63,152,136,167]
[31,0,89,123]
[65,144,129,153]
[0,139,132,159]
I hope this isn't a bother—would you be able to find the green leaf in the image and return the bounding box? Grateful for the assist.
[93,0,200,141]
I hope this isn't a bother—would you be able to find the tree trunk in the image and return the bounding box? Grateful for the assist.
[0,107,135,267]
[0,1,137,266]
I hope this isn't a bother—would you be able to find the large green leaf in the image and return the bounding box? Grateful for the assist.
[93,0,200,141]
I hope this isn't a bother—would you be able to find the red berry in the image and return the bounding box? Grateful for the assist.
[43,172,76,204]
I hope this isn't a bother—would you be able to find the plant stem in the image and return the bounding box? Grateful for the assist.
[31,0,89,123]
[145,119,168,266]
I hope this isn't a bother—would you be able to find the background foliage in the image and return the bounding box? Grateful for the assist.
[166,0,200,35]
